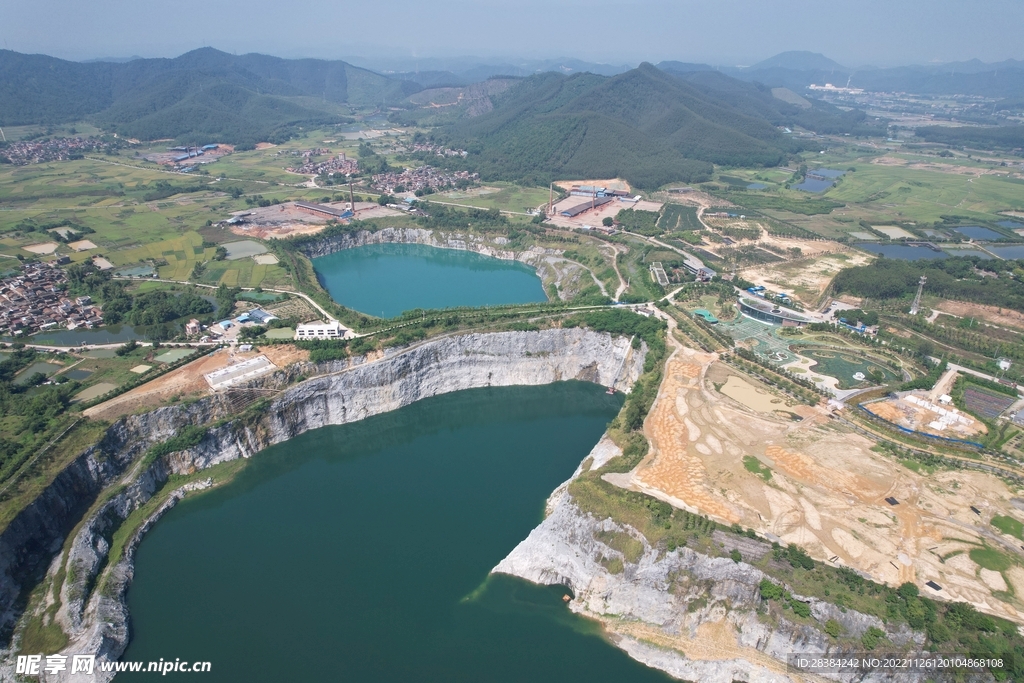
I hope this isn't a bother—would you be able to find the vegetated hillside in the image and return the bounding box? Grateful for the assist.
[914,124,1024,151]
[659,67,887,137]
[0,48,418,145]
[438,64,809,189]
[719,52,1024,99]
[834,256,1024,311]
[748,51,848,72]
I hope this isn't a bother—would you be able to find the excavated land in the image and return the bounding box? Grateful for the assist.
[739,251,873,306]
[227,202,403,239]
[621,346,1024,622]
[83,345,308,421]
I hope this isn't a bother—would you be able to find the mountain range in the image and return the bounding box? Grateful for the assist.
[0,48,419,146]
[433,63,881,188]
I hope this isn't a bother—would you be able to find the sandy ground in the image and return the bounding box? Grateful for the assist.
[226,202,405,239]
[868,393,986,439]
[23,242,59,254]
[553,178,632,193]
[740,251,872,306]
[84,345,308,422]
[621,346,1024,622]
[871,156,986,177]
[934,299,1024,333]
[546,200,626,230]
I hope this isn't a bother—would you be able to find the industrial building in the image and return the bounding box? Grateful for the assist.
[294,202,354,220]
[559,196,614,217]
[294,320,352,340]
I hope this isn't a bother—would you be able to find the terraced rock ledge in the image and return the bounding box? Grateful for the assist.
[0,329,643,682]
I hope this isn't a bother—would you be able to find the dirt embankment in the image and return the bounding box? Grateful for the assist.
[619,347,1024,622]
[84,345,309,422]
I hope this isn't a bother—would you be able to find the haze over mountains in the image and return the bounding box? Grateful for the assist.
[0,48,417,146]
[1,47,1022,187]
[433,64,883,188]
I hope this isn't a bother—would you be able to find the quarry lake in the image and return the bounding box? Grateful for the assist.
[312,243,547,318]
[121,383,672,683]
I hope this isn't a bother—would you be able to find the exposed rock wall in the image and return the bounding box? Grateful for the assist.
[494,444,931,683]
[0,329,643,681]
[296,226,593,300]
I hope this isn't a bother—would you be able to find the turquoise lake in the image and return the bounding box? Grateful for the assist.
[312,243,547,318]
[120,382,672,682]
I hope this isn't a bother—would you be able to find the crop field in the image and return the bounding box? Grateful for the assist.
[825,162,1024,225]
[963,386,1016,420]
[714,145,1024,239]
[658,203,702,231]
[111,231,289,287]
[425,183,550,213]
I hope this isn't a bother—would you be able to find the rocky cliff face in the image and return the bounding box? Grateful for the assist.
[0,329,643,682]
[297,226,595,300]
[494,445,932,683]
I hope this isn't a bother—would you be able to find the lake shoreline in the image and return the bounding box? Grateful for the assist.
[299,226,596,303]
[0,329,644,682]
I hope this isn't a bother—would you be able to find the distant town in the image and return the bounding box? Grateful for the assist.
[371,165,478,194]
[0,137,111,165]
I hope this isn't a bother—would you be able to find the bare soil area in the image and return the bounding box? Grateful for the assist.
[623,347,1024,622]
[740,251,872,305]
[84,345,308,421]
[553,178,632,193]
[934,299,1024,332]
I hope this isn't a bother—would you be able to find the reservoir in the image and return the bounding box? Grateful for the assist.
[121,382,672,682]
[312,243,547,318]
[855,243,948,260]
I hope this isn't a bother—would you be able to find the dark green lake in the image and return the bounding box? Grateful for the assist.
[312,243,547,318]
[121,382,671,682]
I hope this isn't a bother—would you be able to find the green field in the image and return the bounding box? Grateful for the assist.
[658,204,702,231]
[425,183,551,213]
[708,146,1024,239]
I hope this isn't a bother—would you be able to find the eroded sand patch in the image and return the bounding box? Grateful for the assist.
[619,347,1024,621]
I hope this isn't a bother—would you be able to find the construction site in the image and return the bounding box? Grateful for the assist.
[222,201,405,239]
[613,344,1024,624]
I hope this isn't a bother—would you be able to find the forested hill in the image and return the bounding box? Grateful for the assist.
[660,67,886,137]
[437,63,814,189]
[0,48,419,146]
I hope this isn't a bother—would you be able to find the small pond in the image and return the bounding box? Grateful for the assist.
[954,226,1004,241]
[855,243,948,260]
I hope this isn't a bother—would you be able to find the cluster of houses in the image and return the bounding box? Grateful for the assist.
[408,142,468,158]
[371,166,478,194]
[0,263,103,336]
[287,150,359,177]
[0,137,109,166]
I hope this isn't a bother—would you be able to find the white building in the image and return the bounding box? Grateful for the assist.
[294,320,350,340]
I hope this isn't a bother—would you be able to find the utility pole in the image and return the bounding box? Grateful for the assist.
[347,174,355,210]
[909,275,926,315]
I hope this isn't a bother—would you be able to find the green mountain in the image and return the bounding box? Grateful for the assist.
[438,63,809,188]
[659,67,886,137]
[0,48,419,146]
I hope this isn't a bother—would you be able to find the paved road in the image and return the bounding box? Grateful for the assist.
[116,276,337,323]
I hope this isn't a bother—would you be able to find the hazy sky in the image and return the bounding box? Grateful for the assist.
[3,0,1022,67]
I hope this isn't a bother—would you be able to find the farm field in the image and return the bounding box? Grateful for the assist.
[425,183,551,213]
[711,146,1024,240]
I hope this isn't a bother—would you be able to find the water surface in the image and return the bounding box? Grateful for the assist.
[313,243,547,318]
[987,245,1024,260]
[855,243,948,260]
[14,324,147,346]
[121,383,672,682]
[954,226,1003,241]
